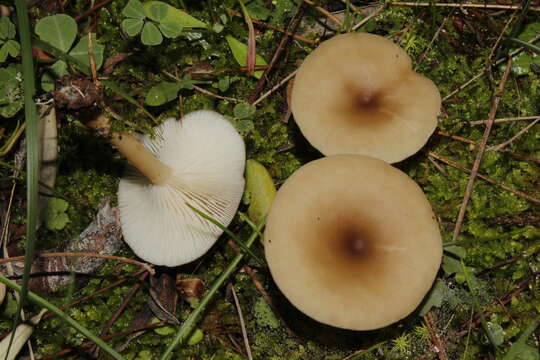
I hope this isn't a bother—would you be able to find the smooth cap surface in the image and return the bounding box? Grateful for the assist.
[291,33,441,163]
[119,110,245,267]
[264,155,442,330]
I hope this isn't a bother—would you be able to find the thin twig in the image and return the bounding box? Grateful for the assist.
[451,59,513,243]
[303,0,343,25]
[243,266,294,336]
[435,130,540,164]
[227,9,316,44]
[351,5,385,31]
[252,69,298,106]
[161,70,244,103]
[443,34,540,102]
[39,321,166,360]
[488,12,516,60]
[92,271,149,357]
[468,115,540,125]
[427,151,540,205]
[229,284,253,360]
[419,274,539,359]
[193,85,243,103]
[74,0,114,22]
[248,4,304,104]
[415,9,454,70]
[390,1,540,11]
[0,252,155,274]
[489,117,539,152]
[423,312,449,360]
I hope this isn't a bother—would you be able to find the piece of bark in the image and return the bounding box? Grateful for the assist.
[4,201,123,293]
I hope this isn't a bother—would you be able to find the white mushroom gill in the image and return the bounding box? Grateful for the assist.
[118,110,246,267]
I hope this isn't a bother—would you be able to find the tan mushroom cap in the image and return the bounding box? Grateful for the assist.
[291,33,441,163]
[264,155,442,330]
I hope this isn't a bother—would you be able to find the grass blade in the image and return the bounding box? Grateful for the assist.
[507,37,540,54]
[160,219,265,360]
[186,203,264,266]
[11,3,38,359]
[0,275,126,360]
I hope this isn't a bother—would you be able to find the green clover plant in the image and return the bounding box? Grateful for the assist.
[0,65,23,118]
[121,0,207,46]
[35,14,104,90]
[43,198,70,231]
[0,16,20,63]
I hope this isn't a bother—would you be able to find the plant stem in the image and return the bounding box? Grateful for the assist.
[0,275,126,360]
[12,5,38,358]
[160,220,265,360]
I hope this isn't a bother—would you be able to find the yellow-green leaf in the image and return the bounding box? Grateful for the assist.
[142,1,207,28]
[244,159,276,224]
[226,35,268,79]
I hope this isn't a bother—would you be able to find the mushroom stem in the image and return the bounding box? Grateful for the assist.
[85,112,172,185]
[111,132,172,185]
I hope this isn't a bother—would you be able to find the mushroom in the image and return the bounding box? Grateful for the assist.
[264,155,442,330]
[291,33,441,163]
[88,110,245,267]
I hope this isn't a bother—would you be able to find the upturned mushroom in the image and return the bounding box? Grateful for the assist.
[264,155,442,330]
[88,110,246,267]
[291,33,441,163]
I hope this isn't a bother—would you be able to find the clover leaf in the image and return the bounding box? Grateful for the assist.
[0,65,24,118]
[44,198,70,231]
[35,15,104,90]
[121,1,206,46]
[0,17,20,63]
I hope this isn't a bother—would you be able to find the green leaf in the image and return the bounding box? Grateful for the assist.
[517,22,540,42]
[187,329,204,346]
[244,159,276,225]
[69,34,105,70]
[35,14,77,53]
[487,322,505,347]
[443,245,466,258]
[145,82,181,106]
[0,45,7,63]
[121,18,144,37]
[147,2,168,22]
[43,198,69,231]
[233,103,256,119]
[141,22,163,45]
[226,35,267,79]
[419,279,445,316]
[511,52,540,75]
[41,72,54,91]
[0,65,24,117]
[40,60,68,91]
[212,23,224,33]
[122,0,146,20]
[442,254,462,275]
[50,59,69,77]
[246,1,271,20]
[142,1,207,28]
[158,22,183,38]
[154,325,176,336]
[503,316,540,360]
[0,16,16,40]
[4,40,20,57]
